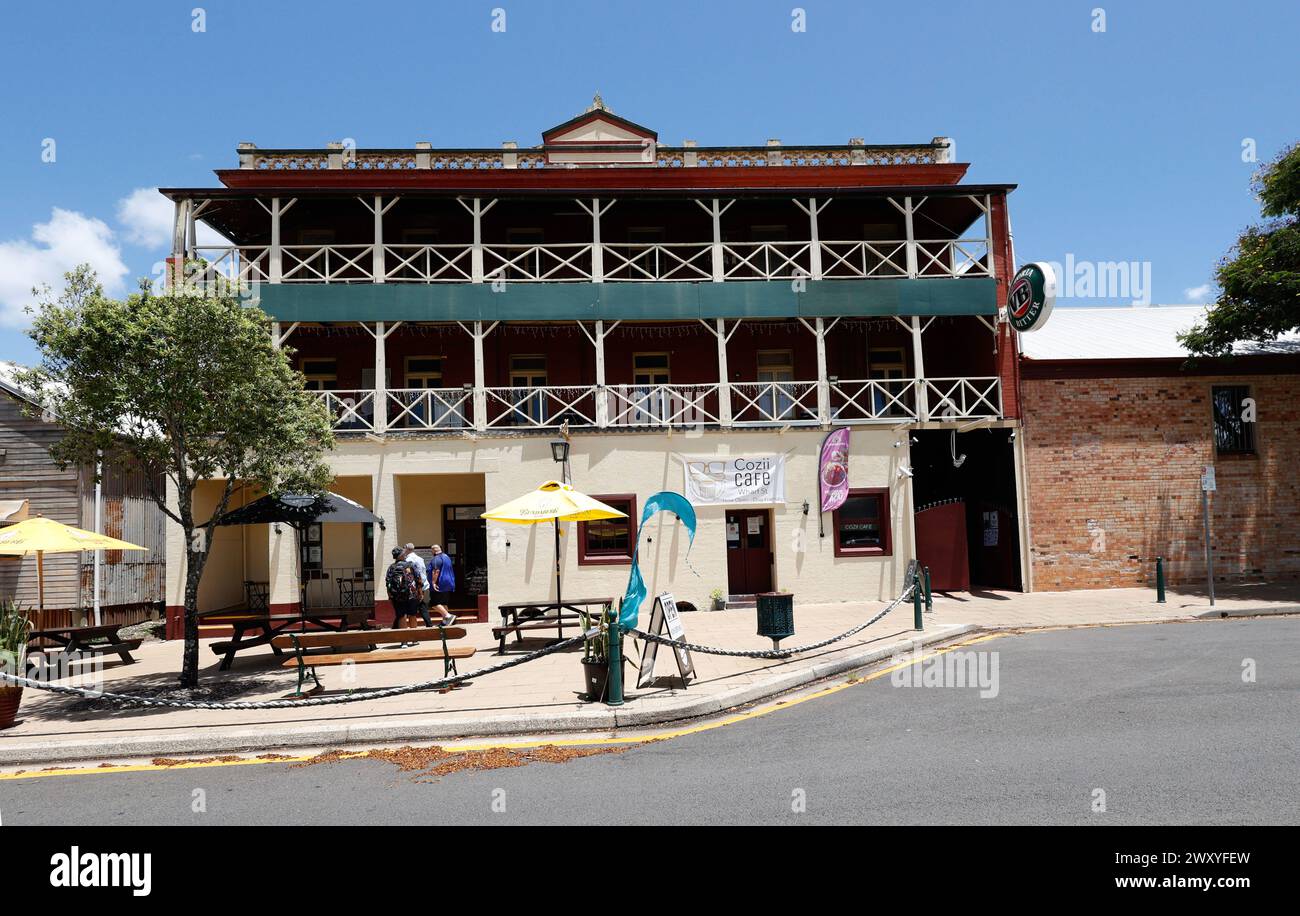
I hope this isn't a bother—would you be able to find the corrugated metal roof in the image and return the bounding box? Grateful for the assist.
[1018,306,1300,361]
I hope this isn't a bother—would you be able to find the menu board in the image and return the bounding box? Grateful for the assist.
[636,592,696,689]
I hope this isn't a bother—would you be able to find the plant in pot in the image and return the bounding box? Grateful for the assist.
[0,598,32,730]
[709,587,726,611]
[579,608,628,702]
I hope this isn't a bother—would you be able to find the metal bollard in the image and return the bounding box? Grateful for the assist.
[923,566,933,613]
[913,572,924,630]
[1156,556,1166,604]
[605,608,624,707]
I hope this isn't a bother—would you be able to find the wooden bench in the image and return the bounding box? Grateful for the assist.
[270,626,475,698]
[493,597,612,654]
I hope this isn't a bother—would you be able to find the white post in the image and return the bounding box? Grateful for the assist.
[269,196,282,283]
[903,196,919,279]
[697,199,733,282]
[92,450,102,626]
[911,315,929,421]
[984,193,995,277]
[271,321,282,349]
[374,321,387,433]
[591,199,603,283]
[472,320,488,430]
[715,318,733,426]
[460,198,496,283]
[814,317,829,424]
[795,198,828,281]
[372,195,385,283]
[594,320,608,425]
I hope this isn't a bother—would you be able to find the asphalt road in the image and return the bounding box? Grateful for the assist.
[2,618,1297,825]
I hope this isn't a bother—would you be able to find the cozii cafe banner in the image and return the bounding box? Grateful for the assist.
[682,455,786,505]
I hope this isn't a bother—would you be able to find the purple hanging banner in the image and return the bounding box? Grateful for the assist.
[819,428,851,514]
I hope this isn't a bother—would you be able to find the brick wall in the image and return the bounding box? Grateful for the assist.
[1022,370,1300,589]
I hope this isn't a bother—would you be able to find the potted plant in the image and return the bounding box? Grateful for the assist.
[709,588,726,611]
[578,609,629,702]
[0,599,32,730]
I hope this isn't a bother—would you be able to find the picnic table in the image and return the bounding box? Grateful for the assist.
[493,596,613,655]
[28,623,142,665]
[199,606,375,671]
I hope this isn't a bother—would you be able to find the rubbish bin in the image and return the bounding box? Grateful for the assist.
[756,591,795,650]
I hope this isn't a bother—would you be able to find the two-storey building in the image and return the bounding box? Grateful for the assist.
[160,99,1028,630]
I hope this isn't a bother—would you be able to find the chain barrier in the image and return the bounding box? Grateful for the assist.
[0,630,593,711]
[628,577,917,660]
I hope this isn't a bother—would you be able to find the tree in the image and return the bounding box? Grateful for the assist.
[1180,142,1300,357]
[19,266,334,687]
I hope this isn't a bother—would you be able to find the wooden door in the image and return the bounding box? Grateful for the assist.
[725,509,773,595]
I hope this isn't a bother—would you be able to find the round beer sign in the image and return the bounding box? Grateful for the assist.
[1007,262,1057,333]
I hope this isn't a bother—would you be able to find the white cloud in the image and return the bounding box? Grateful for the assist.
[1184,284,1213,303]
[0,209,129,327]
[117,187,229,248]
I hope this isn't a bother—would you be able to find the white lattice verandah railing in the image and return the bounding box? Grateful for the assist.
[605,385,721,427]
[207,240,990,283]
[829,379,921,422]
[386,389,472,429]
[602,243,712,281]
[383,245,473,282]
[315,390,375,431]
[482,386,598,429]
[730,382,820,426]
[923,377,1002,419]
[483,243,593,282]
[318,380,1001,432]
[192,246,271,284]
[281,245,373,282]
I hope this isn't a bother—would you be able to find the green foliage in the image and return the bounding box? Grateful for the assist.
[18,265,336,685]
[1180,143,1300,357]
[0,598,32,656]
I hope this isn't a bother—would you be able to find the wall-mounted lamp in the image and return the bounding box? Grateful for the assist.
[801,500,810,516]
[550,439,571,485]
[827,375,839,386]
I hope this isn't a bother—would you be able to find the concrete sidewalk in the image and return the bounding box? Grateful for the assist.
[1,582,1296,766]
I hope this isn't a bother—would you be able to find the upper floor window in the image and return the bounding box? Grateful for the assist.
[632,353,670,386]
[406,357,443,389]
[1212,385,1256,455]
[301,359,337,391]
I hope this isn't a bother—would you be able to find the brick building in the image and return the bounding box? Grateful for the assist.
[1019,306,1300,590]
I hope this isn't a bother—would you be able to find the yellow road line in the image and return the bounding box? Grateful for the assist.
[0,632,1004,782]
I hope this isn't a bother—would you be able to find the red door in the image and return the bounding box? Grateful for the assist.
[725,509,773,595]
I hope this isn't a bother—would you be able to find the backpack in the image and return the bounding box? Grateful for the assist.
[385,561,415,602]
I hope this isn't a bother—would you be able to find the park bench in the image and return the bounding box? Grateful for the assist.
[203,606,373,670]
[270,626,475,698]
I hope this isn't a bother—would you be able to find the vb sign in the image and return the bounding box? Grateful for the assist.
[1007,262,1057,333]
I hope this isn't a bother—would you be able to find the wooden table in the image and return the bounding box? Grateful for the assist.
[28,624,142,665]
[493,597,613,654]
[199,606,374,671]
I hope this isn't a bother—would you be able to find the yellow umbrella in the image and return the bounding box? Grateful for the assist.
[482,481,626,603]
[0,516,146,615]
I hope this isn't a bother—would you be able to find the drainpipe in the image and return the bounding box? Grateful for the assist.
[93,450,102,626]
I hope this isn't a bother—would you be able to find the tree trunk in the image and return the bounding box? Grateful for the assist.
[179,538,208,688]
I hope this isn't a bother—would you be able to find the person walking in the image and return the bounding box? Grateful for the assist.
[429,544,457,627]
[384,547,421,644]
[401,543,434,637]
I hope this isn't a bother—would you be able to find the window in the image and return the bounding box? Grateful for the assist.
[1212,385,1256,455]
[510,355,548,425]
[301,359,337,391]
[833,488,891,557]
[757,349,797,420]
[405,357,443,389]
[578,495,638,566]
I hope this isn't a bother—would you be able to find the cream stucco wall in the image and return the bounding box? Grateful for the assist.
[168,429,914,616]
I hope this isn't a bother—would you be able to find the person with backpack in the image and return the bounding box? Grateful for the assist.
[384,547,423,645]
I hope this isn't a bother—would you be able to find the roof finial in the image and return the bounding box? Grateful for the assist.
[588,92,608,113]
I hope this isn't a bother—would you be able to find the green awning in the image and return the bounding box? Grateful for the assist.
[252,278,997,322]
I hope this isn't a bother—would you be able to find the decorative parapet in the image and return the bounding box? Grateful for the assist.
[241,139,952,170]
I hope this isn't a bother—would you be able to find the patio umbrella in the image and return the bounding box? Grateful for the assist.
[481,480,626,604]
[0,516,146,614]
[214,491,378,528]
[214,492,380,611]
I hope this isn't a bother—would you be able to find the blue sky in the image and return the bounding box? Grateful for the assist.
[1,0,1296,363]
